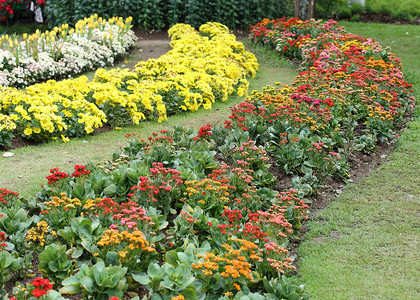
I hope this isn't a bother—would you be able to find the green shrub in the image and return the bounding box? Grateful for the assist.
[315,0,348,19]
[44,0,292,29]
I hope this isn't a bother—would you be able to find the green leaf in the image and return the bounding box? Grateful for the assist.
[177,252,189,265]
[80,276,95,293]
[48,261,58,272]
[165,250,179,267]
[180,285,197,299]
[62,275,80,287]
[59,285,80,295]
[103,183,118,195]
[105,251,120,266]
[147,263,161,278]
[131,273,150,285]
[71,248,84,259]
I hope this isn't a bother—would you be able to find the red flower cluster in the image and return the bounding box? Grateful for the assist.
[95,197,118,215]
[197,124,212,139]
[45,168,69,184]
[0,187,19,205]
[0,0,45,17]
[30,278,53,298]
[71,165,91,178]
[0,231,7,251]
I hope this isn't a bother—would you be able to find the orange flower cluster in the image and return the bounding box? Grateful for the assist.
[192,238,260,280]
[97,229,155,254]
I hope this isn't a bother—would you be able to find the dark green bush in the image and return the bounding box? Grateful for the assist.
[44,0,293,29]
[315,0,348,19]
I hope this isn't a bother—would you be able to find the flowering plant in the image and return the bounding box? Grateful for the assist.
[0,0,15,18]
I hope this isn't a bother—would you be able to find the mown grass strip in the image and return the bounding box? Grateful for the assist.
[298,21,420,299]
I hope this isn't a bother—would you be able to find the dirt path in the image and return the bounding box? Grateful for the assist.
[136,39,172,61]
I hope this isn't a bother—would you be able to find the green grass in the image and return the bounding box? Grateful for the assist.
[366,0,420,19]
[297,22,420,299]
[0,40,297,198]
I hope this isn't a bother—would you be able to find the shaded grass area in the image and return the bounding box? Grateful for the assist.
[0,40,297,198]
[0,22,48,36]
[298,22,420,299]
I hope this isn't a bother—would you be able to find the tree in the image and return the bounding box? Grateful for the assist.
[294,0,315,20]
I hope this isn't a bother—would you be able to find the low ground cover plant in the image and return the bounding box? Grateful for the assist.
[0,21,257,148]
[1,125,310,299]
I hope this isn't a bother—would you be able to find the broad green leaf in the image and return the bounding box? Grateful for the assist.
[131,273,150,285]
[59,285,80,295]
[80,276,95,293]
[147,263,161,278]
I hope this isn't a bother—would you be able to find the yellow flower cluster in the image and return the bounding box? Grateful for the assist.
[96,22,258,116]
[0,79,107,141]
[183,179,231,206]
[0,22,257,143]
[26,221,57,247]
[44,193,82,211]
[0,113,16,131]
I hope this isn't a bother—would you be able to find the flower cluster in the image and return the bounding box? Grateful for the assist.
[0,231,6,251]
[83,197,118,216]
[0,187,19,206]
[26,221,56,247]
[71,165,90,178]
[0,22,257,147]
[197,124,212,140]
[30,278,53,298]
[0,14,136,88]
[45,167,69,185]
[192,238,260,293]
[129,162,183,214]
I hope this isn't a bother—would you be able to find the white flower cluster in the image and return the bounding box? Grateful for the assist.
[0,22,137,88]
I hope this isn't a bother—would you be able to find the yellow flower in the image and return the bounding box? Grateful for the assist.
[61,135,70,143]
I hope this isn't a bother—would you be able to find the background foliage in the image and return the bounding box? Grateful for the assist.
[43,0,293,29]
[316,0,420,21]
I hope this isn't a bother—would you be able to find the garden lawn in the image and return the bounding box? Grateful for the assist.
[298,22,420,299]
[0,40,297,198]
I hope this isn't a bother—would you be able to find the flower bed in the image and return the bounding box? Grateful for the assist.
[238,17,415,193]
[1,126,310,299]
[0,14,136,88]
[0,22,257,148]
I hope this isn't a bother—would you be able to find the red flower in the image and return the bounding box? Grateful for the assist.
[197,124,212,139]
[31,289,47,298]
[71,165,90,178]
[30,278,53,297]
